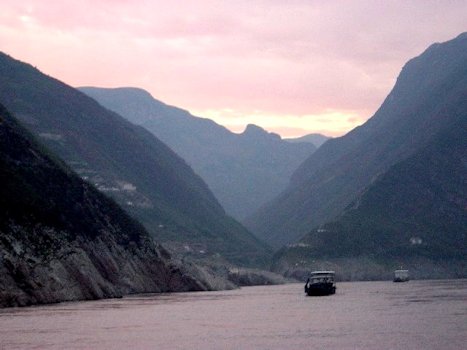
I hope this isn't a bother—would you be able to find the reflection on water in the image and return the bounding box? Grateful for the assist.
[0,280,466,349]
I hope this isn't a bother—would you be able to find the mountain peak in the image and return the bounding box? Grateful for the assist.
[80,88,315,220]
[242,124,281,140]
[246,32,467,249]
[244,123,266,134]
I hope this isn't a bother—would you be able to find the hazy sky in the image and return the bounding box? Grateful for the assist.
[1,1,466,137]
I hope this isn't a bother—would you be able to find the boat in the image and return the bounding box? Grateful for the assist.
[304,271,336,296]
[393,269,409,282]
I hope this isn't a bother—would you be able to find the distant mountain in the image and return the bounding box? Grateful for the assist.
[285,133,331,148]
[273,112,467,280]
[246,32,467,249]
[0,52,270,267]
[0,103,205,307]
[78,87,317,220]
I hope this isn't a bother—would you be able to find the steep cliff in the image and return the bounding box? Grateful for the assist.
[0,104,204,307]
[273,113,467,280]
[247,32,467,249]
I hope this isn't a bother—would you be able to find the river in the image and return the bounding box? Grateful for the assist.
[1,279,466,349]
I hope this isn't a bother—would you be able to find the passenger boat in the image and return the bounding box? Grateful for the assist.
[393,269,409,282]
[304,271,336,296]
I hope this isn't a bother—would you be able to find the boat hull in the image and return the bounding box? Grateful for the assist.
[305,283,336,296]
[393,278,409,283]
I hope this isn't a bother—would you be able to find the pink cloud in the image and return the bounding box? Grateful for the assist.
[1,0,466,137]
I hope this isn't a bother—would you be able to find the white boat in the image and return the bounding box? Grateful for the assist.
[393,269,409,282]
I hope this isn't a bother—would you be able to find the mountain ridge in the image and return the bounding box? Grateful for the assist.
[79,86,317,220]
[246,32,467,249]
[0,52,270,267]
[284,133,330,148]
[273,110,466,280]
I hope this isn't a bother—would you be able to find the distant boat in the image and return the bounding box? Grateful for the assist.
[304,271,336,296]
[393,269,409,282]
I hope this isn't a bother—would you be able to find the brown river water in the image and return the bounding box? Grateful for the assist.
[0,279,466,349]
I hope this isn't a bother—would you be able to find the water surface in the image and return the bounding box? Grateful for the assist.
[1,279,466,349]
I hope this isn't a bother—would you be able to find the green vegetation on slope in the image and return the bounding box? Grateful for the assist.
[273,113,467,280]
[247,32,467,250]
[0,104,204,306]
[0,103,148,246]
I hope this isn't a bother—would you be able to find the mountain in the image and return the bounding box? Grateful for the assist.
[0,52,270,267]
[273,114,467,280]
[246,32,467,249]
[285,133,331,148]
[0,103,205,307]
[78,87,317,220]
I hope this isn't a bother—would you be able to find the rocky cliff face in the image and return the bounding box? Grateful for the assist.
[0,226,203,307]
[0,104,204,307]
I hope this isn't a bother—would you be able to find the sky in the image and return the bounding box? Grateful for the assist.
[1,1,466,137]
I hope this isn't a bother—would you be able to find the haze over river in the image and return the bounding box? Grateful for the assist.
[1,280,466,349]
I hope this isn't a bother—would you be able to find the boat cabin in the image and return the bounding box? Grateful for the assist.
[309,271,335,283]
